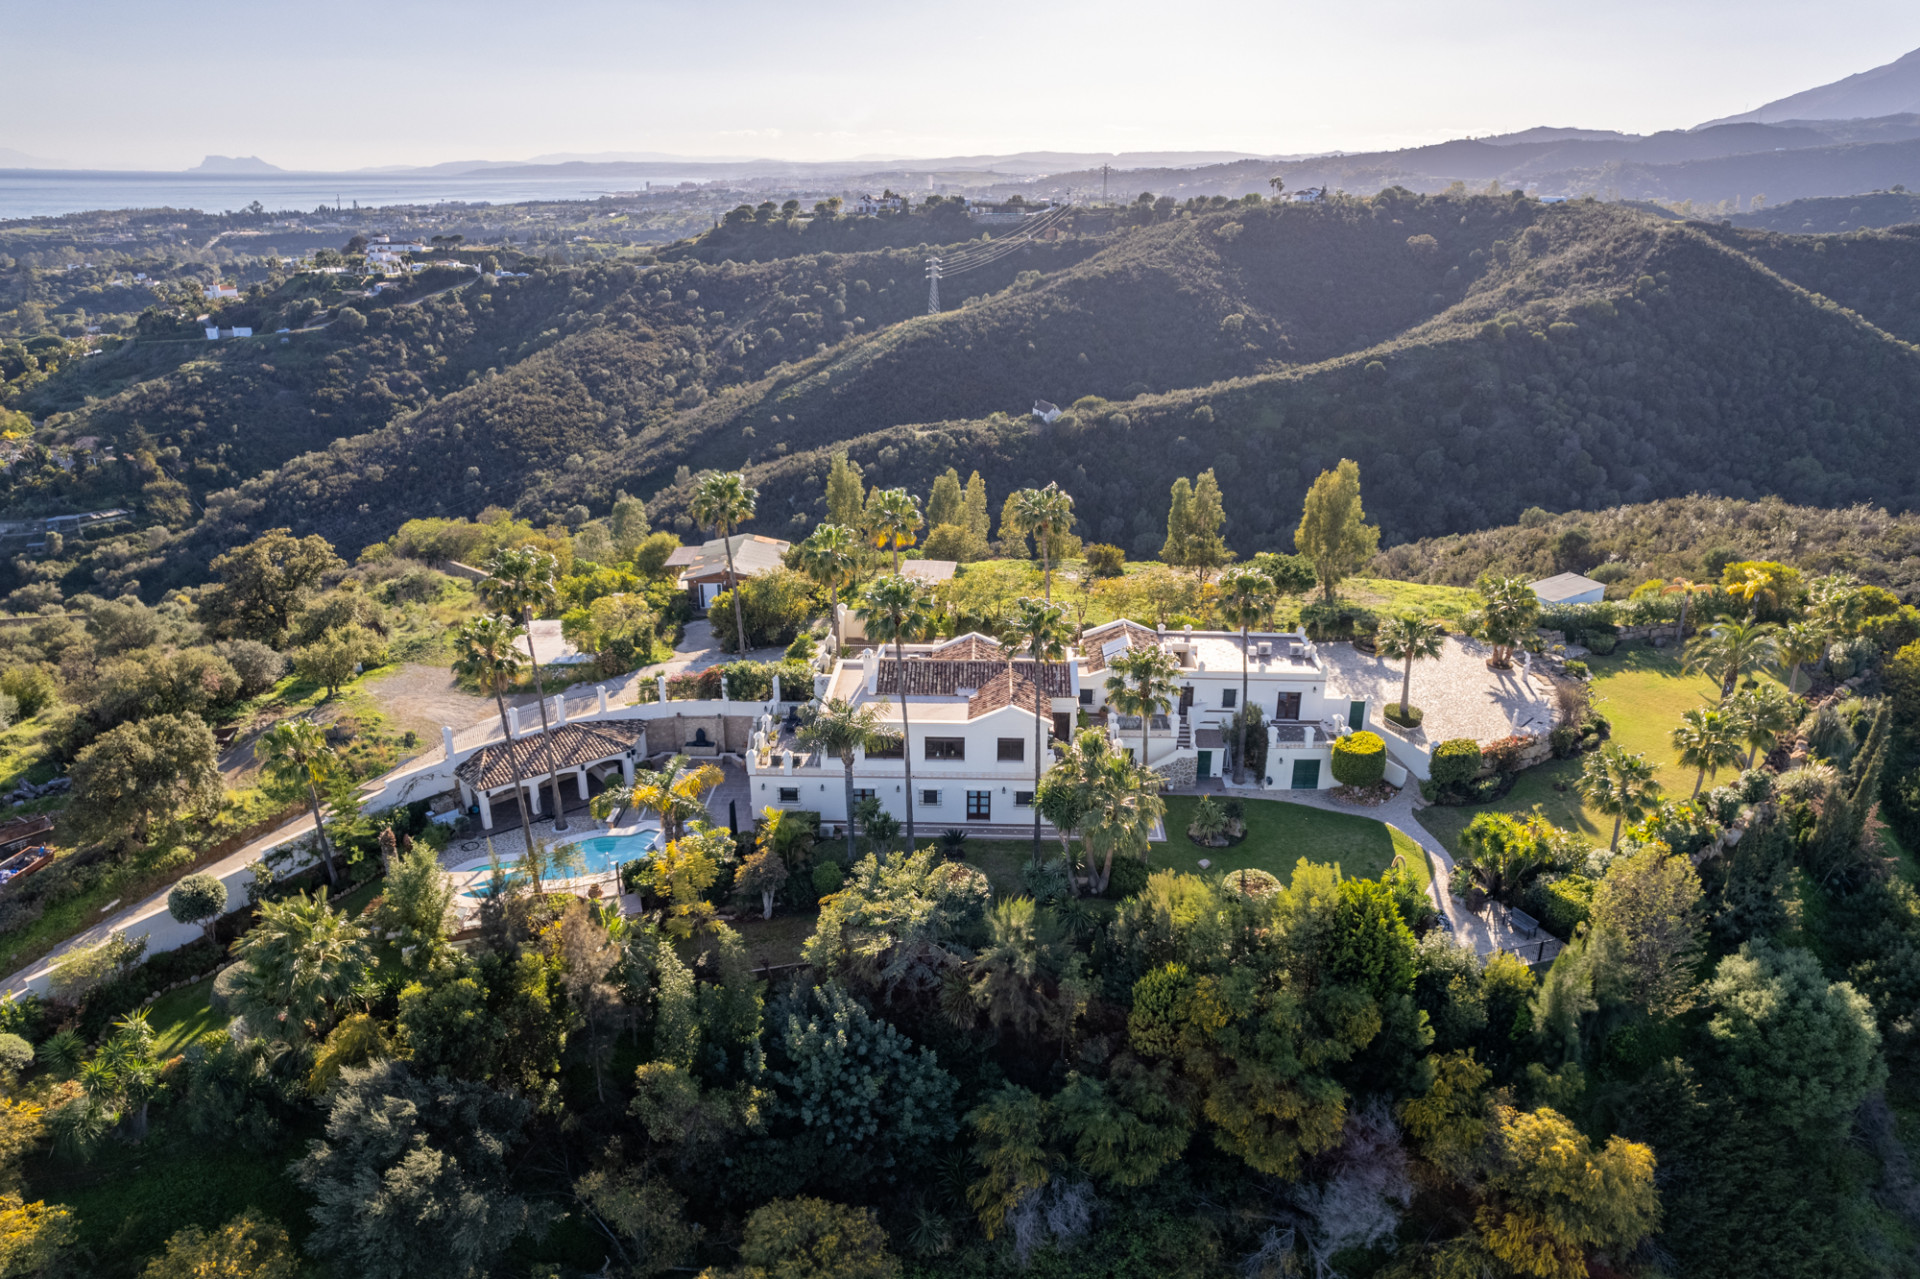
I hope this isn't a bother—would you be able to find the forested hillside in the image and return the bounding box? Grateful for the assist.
[8,189,1920,602]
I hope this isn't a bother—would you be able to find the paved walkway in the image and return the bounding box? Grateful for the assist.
[1212,777,1500,955]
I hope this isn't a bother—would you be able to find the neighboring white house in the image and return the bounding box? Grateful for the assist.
[848,194,906,217]
[202,283,239,300]
[1032,400,1063,423]
[204,326,253,340]
[1530,571,1606,607]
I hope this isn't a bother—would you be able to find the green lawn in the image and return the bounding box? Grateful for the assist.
[1161,795,1431,888]
[1417,643,1753,853]
[146,975,223,1058]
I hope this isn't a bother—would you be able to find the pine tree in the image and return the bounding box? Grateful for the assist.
[963,471,991,542]
[927,468,964,529]
[1184,469,1229,580]
[1161,477,1194,567]
[826,454,865,528]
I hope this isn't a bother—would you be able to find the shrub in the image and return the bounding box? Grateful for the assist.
[1105,854,1150,898]
[811,861,845,897]
[1300,600,1379,641]
[1563,660,1590,679]
[1523,875,1596,939]
[1430,738,1483,787]
[0,666,55,720]
[1220,867,1283,900]
[1383,704,1424,729]
[213,640,288,697]
[1586,632,1618,656]
[1083,544,1126,578]
[1332,731,1386,787]
[0,1034,31,1074]
[784,633,816,662]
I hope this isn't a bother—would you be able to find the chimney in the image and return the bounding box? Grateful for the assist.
[864,647,879,695]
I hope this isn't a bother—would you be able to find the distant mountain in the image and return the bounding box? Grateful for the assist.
[1704,47,1920,126]
[187,155,283,173]
[0,146,66,169]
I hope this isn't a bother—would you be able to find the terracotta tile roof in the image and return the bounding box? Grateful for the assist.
[454,721,645,792]
[931,633,1007,662]
[1081,619,1164,673]
[967,667,1045,719]
[874,657,1071,698]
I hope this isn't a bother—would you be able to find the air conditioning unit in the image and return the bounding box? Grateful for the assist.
[1257,642,1272,657]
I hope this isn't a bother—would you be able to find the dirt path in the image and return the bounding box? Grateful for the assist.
[362,662,534,742]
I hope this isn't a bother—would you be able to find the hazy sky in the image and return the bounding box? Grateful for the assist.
[9,0,1920,170]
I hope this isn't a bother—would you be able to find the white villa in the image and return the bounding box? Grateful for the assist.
[739,620,1409,830]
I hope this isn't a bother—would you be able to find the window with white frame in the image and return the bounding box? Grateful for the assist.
[920,788,942,807]
[778,787,800,804]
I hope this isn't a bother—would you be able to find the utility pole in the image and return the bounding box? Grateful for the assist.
[925,255,941,314]
[1101,164,1111,204]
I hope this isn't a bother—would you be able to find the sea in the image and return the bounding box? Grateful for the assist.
[0,170,713,221]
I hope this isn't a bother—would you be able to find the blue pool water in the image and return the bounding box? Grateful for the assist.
[462,829,660,898]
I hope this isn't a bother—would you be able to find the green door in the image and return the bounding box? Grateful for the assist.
[1348,700,1366,731]
[1196,750,1212,780]
[1291,758,1321,790]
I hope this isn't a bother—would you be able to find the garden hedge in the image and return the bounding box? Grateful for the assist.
[1430,738,1483,787]
[1331,731,1386,787]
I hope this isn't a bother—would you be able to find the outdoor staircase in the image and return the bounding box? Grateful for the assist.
[1176,712,1192,749]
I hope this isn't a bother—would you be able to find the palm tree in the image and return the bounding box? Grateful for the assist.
[1104,645,1179,770]
[1578,744,1661,851]
[1469,574,1540,669]
[1376,613,1448,723]
[482,546,571,831]
[797,698,899,861]
[864,488,923,574]
[255,719,343,885]
[1217,568,1275,783]
[792,523,860,616]
[1010,597,1071,864]
[1661,577,1712,643]
[452,615,541,855]
[232,888,371,1045]
[1081,741,1166,895]
[1808,574,1866,638]
[689,472,760,657]
[1776,620,1826,695]
[1726,683,1800,769]
[856,574,932,849]
[590,755,723,841]
[1672,706,1743,797]
[1684,615,1779,702]
[1010,483,1076,601]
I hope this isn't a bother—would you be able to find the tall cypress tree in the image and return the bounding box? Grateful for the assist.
[1161,477,1194,567]
[826,453,865,528]
[963,472,991,542]
[927,468,964,528]
[1185,469,1230,581]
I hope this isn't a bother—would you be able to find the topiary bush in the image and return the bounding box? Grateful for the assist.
[1331,731,1386,787]
[0,1033,31,1074]
[1430,738,1483,788]
[811,861,845,898]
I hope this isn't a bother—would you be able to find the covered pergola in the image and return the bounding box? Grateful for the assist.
[454,721,645,830]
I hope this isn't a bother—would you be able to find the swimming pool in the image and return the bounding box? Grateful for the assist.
[459,828,660,897]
